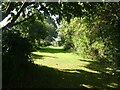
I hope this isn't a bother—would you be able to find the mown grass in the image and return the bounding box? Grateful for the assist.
[3,46,119,88]
[31,46,120,89]
[32,46,99,73]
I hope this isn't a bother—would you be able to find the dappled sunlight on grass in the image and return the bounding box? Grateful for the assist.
[61,67,100,74]
[80,84,94,88]
[107,82,119,88]
[30,46,120,88]
[32,47,92,72]
[32,46,101,74]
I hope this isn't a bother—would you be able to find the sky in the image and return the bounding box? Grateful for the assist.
[51,15,60,28]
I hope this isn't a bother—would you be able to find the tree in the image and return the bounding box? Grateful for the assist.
[2,1,120,88]
[58,2,120,69]
[1,2,106,30]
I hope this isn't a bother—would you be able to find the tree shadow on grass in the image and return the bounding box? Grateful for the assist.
[36,47,67,53]
[78,59,94,63]
[79,59,109,72]
[83,59,120,75]
[78,59,120,88]
[32,54,44,59]
[32,53,57,60]
[3,62,120,89]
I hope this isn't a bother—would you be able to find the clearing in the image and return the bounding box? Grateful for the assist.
[31,46,119,88]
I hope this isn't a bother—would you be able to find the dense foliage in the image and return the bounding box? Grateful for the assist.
[1,1,120,88]
[2,28,33,86]
[58,2,120,69]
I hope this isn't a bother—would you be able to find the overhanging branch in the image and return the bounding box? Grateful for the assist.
[2,2,35,30]
[12,14,35,27]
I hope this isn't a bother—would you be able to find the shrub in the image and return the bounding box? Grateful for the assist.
[2,28,34,85]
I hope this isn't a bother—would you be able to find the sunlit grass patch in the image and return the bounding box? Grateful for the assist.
[32,46,99,74]
[31,46,119,88]
[80,84,94,88]
[107,83,119,88]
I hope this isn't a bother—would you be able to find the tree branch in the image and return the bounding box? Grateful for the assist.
[3,2,15,20]
[2,2,35,30]
[11,14,35,27]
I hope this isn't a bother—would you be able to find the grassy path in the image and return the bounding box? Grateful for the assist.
[31,46,119,88]
[32,46,99,74]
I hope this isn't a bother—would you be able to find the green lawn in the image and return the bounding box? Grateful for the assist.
[31,46,120,88]
[32,46,99,74]
[5,46,119,88]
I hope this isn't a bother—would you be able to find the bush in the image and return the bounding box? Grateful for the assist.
[2,28,34,86]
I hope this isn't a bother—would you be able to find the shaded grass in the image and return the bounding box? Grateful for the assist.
[3,63,119,88]
[32,53,57,60]
[31,46,120,88]
[37,46,67,53]
[32,47,91,71]
[3,46,120,88]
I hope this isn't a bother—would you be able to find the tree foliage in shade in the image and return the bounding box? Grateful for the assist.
[2,1,120,64]
[2,1,120,65]
[2,28,33,85]
[58,2,120,69]
[1,1,120,88]
[1,2,106,29]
